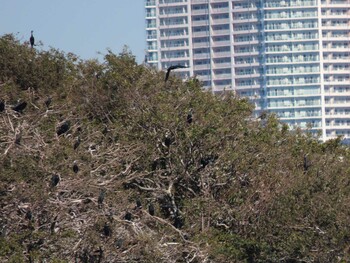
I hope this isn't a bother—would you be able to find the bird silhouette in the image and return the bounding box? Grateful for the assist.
[73,136,81,150]
[187,109,193,124]
[124,212,132,221]
[165,65,188,82]
[98,189,106,208]
[148,203,155,216]
[30,31,35,48]
[51,174,60,187]
[0,100,5,112]
[136,199,142,209]
[73,161,79,173]
[56,121,70,136]
[12,101,27,113]
[44,97,52,109]
[303,154,310,172]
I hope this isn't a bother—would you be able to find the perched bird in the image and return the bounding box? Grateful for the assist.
[103,223,111,237]
[56,121,70,136]
[44,97,52,109]
[73,136,81,150]
[136,199,142,209]
[164,131,172,147]
[12,101,27,113]
[187,109,193,124]
[173,215,184,229]
[124,212,132,221]
[148,203,155,216]
[51,174,60,187]
[73,161,79,173]
[303,154,311,172]
[30,30,35,48]
[165,65,188,82]
[25,210,33,221]
[98,189,106,208]
[0,100,5,112]
[14,128,22,145]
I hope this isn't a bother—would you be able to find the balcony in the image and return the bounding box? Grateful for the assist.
[194,64,211,70]
[213,62,231,69]
[211,29,231,36]
[191,9,209,15]
[211,8,230,14]
[192,31,210,37]
[214,73,232,80]
[212,51,231,58]
[212,40,231,47]
[192,20,209,26]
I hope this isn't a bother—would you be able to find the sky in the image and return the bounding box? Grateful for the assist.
[0,0,146,63]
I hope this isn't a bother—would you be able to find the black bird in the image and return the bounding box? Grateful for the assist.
[124,212,132,221]
[303,154,310,172]
[25,210,33,221]
[98,189,106,208]
[165,65,188,82]
[148,203,155,216]
[73,136,81,150]
[173,215,184,229]
[73,161,79,173]
[12,101,27,113]
[103,223,112,237]
[0,100,5,112]
[44,97,52,109]
[56,121,70,136]
[136,199,142,209]
[30,30,35,48]
[51,174,60,187]
[186,109,193,124]
[164,131,172,147]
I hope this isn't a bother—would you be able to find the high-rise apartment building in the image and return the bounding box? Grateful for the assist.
[145,0,350,142]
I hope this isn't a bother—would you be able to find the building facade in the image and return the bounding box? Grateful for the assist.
[145,0,350,141]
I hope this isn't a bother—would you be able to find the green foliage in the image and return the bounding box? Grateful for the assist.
[0,34,349,262]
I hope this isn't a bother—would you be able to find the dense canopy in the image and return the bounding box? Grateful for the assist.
[0,34,349,262]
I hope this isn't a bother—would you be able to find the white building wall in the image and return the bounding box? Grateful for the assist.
[145,0,350,142]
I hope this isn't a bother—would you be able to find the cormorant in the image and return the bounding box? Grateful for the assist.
[136,199,142,209]
[12,101,27,113]
[103,223,111,237]
[303,154,310,172]
[98,189,106,207]
[51,174,60,187]
[164,131,172,147]
[187,109,193,124]
[73,136,81,150]
[56,121,70,136]
[25,210,33,221]
[173,215,184,229]
[73,161,79,173]
[14,129,22,145]
[30,31,35,48]
[148,203,155,216]
[0,100,5,112]
[165,65,188,82]
[44,97,52,109]
[124,212,132,221]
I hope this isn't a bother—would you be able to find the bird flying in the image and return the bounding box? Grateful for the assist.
[30,31,35,48]
[165,65,188,82]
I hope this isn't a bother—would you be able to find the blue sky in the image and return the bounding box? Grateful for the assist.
[0,0,146,63]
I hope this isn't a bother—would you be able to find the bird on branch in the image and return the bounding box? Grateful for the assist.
[165,65,188,82]
[30,30,35,48]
